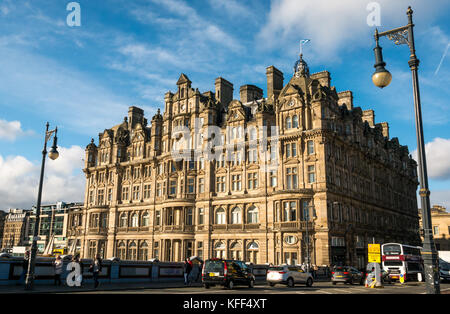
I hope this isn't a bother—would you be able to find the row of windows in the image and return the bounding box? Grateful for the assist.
[89,166,317,205]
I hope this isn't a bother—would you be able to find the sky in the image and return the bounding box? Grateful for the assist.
[0,0,449,211]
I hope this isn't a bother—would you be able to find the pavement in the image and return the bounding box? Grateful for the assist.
[0,278,442,294]
[0,280,203,294]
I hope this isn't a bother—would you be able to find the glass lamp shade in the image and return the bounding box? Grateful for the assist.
[372,70,392,88]
[48,149,59,160]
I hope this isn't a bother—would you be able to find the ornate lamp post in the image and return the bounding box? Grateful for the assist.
[305,203,317,273]
[24,122,59,290]
[371,7,440,294]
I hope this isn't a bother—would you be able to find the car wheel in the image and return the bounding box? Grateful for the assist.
[306,278,313,287]
[269,283,275,287]
[204,284,210,289]
[249,279,255,288]
[228,280,234,290]
[332,281,337,285]
[287,278,294,288]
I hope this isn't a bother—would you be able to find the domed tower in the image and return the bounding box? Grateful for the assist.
[85,138,97,168]
[293,54,310,78]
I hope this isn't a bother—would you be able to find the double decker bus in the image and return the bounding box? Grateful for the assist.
[381,243,424,282]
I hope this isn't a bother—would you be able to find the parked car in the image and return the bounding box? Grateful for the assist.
[331,266,365,285]
[202,259,255,289]
[266,265,313,287]
[439,261,450,282]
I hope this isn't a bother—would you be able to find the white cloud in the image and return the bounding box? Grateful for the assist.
[0,146,85,210]
[429,190,450,210]
[412,138,450,180]
[258,0,448,61]
[0,119,34,141]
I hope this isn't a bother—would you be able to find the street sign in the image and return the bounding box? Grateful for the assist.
[368,244,381,263]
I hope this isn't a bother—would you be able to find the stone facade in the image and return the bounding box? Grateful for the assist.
[1,209,30,250]
[74,55,420,268]
[419,205,450,251]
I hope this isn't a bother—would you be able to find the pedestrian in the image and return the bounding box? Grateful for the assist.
[184,258,192,286]
[196,261,203,282]
[53,255,63,286]
[18,251,30,286]
[89,254,102,289]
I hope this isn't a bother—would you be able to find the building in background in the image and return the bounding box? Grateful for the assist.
[25,202,82,254]
[66,203,85,256]
[419,205,450,251]
[0,211,7,250]
[79,54,420,267]
[1,209,31,251]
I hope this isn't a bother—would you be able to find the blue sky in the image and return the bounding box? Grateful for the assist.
[0,0,449,210]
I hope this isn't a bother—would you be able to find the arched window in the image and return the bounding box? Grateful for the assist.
[247,206,259,224]
[139,241,149,261]
[142,212,149,227]
[119,213,127,227]
[214,241,226,258]
[117,241,126,260]
[285,116,291,129]
[128,241,137,260]
[231,207,241,224]
[216,208,226,224]
[230,241,242,260]
[247,241,259,264]
[292,115,299,128]
[131,213,139,227]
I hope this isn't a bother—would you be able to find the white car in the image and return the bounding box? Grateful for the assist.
[266,265,313,287]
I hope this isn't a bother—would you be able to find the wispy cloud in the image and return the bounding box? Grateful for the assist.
[0,119,34,141]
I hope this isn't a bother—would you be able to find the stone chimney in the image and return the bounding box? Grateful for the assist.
[266,66,284,101]
[337,91,353,111]
[240,85,263,103]
[362,109,375,127]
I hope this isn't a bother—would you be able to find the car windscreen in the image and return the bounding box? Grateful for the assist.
[204,260,224,272]
[440,262,450,271]
[333,267,348,272]
[268,267,284,271]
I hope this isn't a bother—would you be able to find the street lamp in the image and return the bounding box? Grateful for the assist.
[371,7,440,294]
[305,203,317,273]
[24,122,59,290]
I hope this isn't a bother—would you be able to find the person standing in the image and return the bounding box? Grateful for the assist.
[53,255,63,286]
[184,258,192,286]
[89,254,102,289]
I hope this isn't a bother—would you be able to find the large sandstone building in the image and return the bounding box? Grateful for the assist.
[73,55,420,268]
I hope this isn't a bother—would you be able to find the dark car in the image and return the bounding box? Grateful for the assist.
[202,259,255,289]
[331,266,365,285]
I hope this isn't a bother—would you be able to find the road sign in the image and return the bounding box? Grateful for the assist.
[368,244,381,263]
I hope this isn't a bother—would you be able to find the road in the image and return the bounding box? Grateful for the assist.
[70,281,450,294]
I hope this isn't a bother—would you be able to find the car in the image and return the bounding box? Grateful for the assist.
[331,266,365,285]
[202,258,255,289]
[266,265,313,287]
[439,262,450,282]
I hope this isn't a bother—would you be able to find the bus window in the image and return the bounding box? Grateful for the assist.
[383,244,401,255]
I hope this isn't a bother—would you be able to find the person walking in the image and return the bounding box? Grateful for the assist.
[184,258,192,286]
[53,255,63,286]
[89,254,102,289]
[18,251,30,286]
